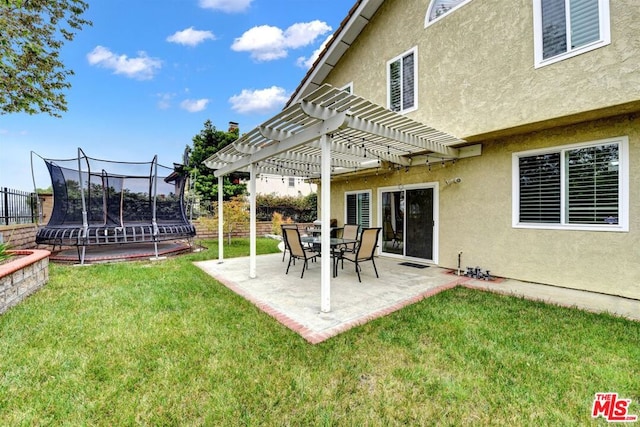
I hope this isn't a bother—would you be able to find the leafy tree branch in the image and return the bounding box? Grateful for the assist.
[0,0,91,116]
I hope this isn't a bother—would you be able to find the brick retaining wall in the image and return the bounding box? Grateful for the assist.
[193,220,313,240]
[0,249,50,315]
[0,224,38,249]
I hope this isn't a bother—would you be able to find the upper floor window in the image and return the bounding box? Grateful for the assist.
[533,0,610,68]
[387,48,417,113]
[425,0,473,26]
[340,82,353,94]
[512,136,628,231]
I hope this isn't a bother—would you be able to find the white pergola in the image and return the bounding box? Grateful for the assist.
[204,84,469,312]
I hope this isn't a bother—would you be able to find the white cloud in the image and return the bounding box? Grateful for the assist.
[284,21,332,49]
[231,25,286,61]
[199,0,252,13]
[167,27,216,47]
[296,34,333,69]
[180,98,210,113]
[229,86,289,114]
[87,46,162,80]
[231,20,332,62]
[156,93,175,110]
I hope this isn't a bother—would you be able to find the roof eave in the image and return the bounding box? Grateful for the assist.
[285,0,384,107]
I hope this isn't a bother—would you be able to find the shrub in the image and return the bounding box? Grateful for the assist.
[256,192,317,222]
[271,212,293,235]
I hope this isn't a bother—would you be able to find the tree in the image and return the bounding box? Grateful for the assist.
[198,196,249,245]
[218,196,249,245]
[0,0,91,117]
[186,120,247,203]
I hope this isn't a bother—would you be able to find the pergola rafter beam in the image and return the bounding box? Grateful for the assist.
[270,150,362,169]
[206,84,467,179]
[345,115,459,158]
[258,125,294,142]
[214,110,348,177]
[309,139,411,166]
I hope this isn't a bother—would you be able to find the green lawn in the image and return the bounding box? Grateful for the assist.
[1,238,638,425]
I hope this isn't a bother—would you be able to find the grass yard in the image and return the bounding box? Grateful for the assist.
[0,238,638,425]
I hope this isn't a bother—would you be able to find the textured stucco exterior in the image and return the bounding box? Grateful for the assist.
[316,0,640,299]
[326,0,640,139]
[325,114,640,300]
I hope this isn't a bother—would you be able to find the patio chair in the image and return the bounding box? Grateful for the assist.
[284,227,319,278]
[383,220,401,249]
[340,223,360,253]
[340,227,381,282]
[281,224,298,262]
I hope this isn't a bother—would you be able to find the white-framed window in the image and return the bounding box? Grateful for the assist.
[387,47,417,114]
[533,0,610,68]
[341,82,353,94]
[512,136,628,231]
[288,177,295,188]
[425,0,474,26]
[345,190,371,227]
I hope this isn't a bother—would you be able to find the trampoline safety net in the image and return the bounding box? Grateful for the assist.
[34,148,196,255]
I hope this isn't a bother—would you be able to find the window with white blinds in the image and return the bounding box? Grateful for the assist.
[533,0,610,68]
[387,48,417,113]
[519,153,561,223]
[513,137,628,231]
[346,191,371,228]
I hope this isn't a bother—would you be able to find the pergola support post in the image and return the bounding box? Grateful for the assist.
[218,175,224,263]
[320,133,331,313]
[249,163,257,278]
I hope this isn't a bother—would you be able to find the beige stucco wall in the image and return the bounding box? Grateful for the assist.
[323,114,640,300]
[312,0,640,299]
[438,115,640,300]
[326,0,640,139]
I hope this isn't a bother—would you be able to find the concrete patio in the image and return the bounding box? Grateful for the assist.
[194,253,640,344]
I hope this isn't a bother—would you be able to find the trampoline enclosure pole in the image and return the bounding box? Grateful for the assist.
[151,155,159,259]
[78,148,89,264]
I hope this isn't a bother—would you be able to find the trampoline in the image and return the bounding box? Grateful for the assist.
[32,148,196,264]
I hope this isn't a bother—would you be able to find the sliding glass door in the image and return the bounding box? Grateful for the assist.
[380,184,436,262]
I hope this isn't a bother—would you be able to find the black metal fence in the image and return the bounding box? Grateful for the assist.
[1,187,38,225]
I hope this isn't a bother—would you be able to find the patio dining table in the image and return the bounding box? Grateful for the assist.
[300,236,358,277]
[305,227,344,237]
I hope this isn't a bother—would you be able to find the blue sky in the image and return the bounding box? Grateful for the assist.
[1,0,353,191]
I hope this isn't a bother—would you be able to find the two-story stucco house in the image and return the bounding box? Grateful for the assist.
[206,0,640,302]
